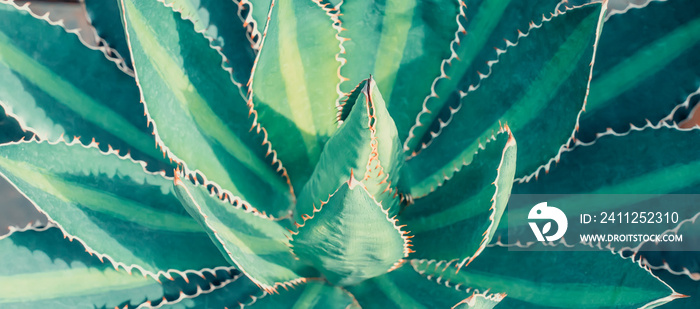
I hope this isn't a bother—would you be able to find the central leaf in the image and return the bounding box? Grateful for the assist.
[290,177,409,286]
[296,77,405,222]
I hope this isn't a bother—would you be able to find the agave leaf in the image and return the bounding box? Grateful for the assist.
[404,3,605,191]
[119,0,292,216]
[0,140,229,276]
[0,225,165,308]
[173,176,316,292]
[249,0,341,190]
[346,262,505,309]
[577,0,700,142]
[634,211,700,304]
[83,0,134,73]
[337,0,460,141]
[240,280,357,308]
[160,0,256,87]
[291,178,409,286]
[138,273,262,309]
[0,105,31,144]
[400,128,515,268]
[337,79,367,123]
[648,266,700,309]
[243,0,273,48]
[405,0,561,148]
[297,78,404,220]
[413,243,682,308]
[502,124,700,238]
[0,2,170,171]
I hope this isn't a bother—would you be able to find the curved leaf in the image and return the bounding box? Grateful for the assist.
[400,128,515,268]
[405,0,561,148]
[243,0,273,48]
[173,175,316,291]
[647,266,700,309]
[413,243,682,308]
[635,212,700,291]
[120,0,292,216]
[249,0,341,189]
[241,280,356,308]
[0,140,228,277]
[404,3,605,190]
[291,178,409,286]
[138,274,262,309]
[161,0,255,87]
[0,105,31,144]
[337,0,460,141]
[346,262,505,309]
[502,124,700,238]
[0,2,170,172]
[0,225,163,308]
[577,0,700,142]
[297,78,404,220]
[83,0,133,73]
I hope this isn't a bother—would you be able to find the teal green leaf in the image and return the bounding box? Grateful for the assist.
[244,0,273,48]
[83,0,133,72]
[634,211,700,303]
[502,125,700,237]
[139,274,262,309]
[291,178,409,286]
[161,0,255,87]
[337,0,460,141]
[0,105,32,144]
[0,140,228,276]
[297,77,404,220]
[647,268,698,309]
[120,0,292,216]
[0,2,170,171]
[347,262,505,309]
[240,280,357,308]
[401,128,515,267]
[404,3,605,190]
[249,0,341,190]
[0,225,164,308]
[404,0,560,148]
[413,243,682,308]
[338,79,367,122]
[173,175,316,291]
[577,0,700,142]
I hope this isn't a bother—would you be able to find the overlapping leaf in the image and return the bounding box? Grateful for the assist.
[634,211,700,308]
[297,78,404,220]
[291,178,408,286]
[173,176,316,291]
[83,0,134,73]
[240,280,356,308]
[160,0,256,87]
[502,124,700,239]
[400,128,515,267]
[577,0,700,141]
[404,3,605,192]
[0,1,169,171]
[138,273,261,309]
[0,140,227,276]
[346,262,505,309]
[337,0,460,140]
[0,225,164,308]
[0,105,31,144]
[405,0,562,148]
[413,243,681,308]
[120,0,292,216]
[249,0,341,189]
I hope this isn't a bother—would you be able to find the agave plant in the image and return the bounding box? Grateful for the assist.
[0,0,698,307]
